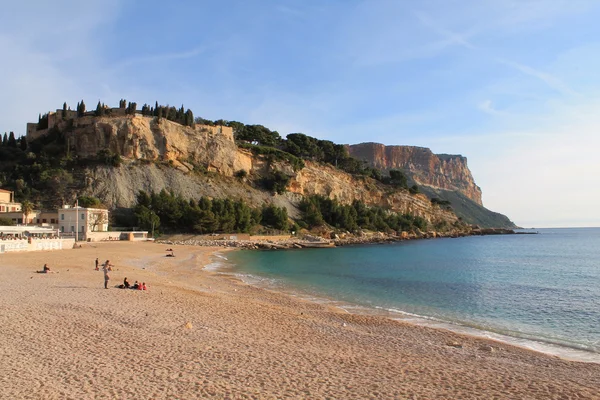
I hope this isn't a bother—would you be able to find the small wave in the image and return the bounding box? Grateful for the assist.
[203,261,226,271]
[375,307,600,363]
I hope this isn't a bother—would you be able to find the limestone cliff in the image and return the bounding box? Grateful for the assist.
[59,115,252,176]
[37,114,514,228]
[49,115,459,227]
[347,142,482,205]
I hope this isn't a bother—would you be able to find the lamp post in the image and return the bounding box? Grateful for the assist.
[150,211,156,239]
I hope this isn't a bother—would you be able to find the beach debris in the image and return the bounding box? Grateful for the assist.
[342,323,347,327]
[184,321,193,329]
[479,345,494,352]
[446,342,463,348]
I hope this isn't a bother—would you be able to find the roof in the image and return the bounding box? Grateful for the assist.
[0,189,13,193]
[0,226,58,234]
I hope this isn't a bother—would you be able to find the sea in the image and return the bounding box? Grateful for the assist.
[214,228,600,363]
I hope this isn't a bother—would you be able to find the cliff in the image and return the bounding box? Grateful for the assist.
[26,114,513,228]
[41,115,459,227]
[347,142,482,205]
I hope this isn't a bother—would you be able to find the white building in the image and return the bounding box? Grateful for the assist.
[58,205,109,237]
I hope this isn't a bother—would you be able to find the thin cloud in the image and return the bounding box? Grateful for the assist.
[414,11,477,50]
[111,46,209,71]
[477,100,508,116]
[497,58,579,96]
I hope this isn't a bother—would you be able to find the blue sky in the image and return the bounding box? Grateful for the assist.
[1,0,599,227]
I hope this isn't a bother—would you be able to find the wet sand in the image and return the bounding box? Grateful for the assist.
[1,242,598,399]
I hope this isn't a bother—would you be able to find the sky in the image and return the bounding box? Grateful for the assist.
[1,0,599,228]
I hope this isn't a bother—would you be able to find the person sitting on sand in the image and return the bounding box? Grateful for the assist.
[37,264,55,273]
[166,251,175,257]
[132,281,139,290]
[123,277,130,288]
[137,282,143,290]
[142,282,147,290]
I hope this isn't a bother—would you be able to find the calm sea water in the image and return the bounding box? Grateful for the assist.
[222,228,600,362]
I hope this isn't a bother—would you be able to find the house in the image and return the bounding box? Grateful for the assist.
[0,189,21,212]
[58,205,109,237]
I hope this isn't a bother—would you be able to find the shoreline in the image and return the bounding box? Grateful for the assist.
[1,242,598,398]
[215,248,600,364]
[157,227,522,251]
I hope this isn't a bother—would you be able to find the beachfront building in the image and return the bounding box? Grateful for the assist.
[58,205,109,239]
[0,189,21,213]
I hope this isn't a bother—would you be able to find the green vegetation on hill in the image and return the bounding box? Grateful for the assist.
[134,190,289,235]
[299,195,433,233]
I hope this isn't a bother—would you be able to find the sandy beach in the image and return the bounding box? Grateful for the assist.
[1,242,598,399]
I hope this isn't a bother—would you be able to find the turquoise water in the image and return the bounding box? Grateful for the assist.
[224,228,600,361]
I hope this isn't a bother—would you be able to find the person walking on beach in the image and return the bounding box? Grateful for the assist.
[103,265,110,289]
[95,258,99,271]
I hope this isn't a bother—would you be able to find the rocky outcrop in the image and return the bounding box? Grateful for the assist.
[347,142,482,205]
[59,115,251,176]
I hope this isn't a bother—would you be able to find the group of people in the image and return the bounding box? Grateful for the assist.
[120,277,147,290]
[95,257,148,291]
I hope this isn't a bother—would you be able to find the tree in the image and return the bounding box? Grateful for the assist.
[7,132,17,148]
[0,217,14,226]
[1,133,7,146]
[88,211,108,232]
[389,169,408,188]
[95,101,104,117]
[21,200,34,225]
[78,196,103,208]
[77,100,86,117]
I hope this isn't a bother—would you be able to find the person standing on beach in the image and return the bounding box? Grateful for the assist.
[95,258,99,270]
[103,265,110,289]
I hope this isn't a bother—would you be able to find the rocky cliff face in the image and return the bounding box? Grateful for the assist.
[60,115,251,176]
[58,115,458,227]
[347,142,483,205]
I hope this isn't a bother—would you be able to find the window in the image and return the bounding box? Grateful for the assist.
[51,219,55,223]
[61,214,64,220]
[42,219,47,223]
[61,226,64,232]
[37,219,40,224]
[81,213,85,220]
[71,226,74,232]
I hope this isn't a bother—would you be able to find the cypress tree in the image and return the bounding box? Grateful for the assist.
[8,132,17,147]
[19,137,27,151]
[1,133,6,146]
[95,101,103,116]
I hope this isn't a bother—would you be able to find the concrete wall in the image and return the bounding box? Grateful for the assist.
[0,238,75,253]
[85,231,148,242]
